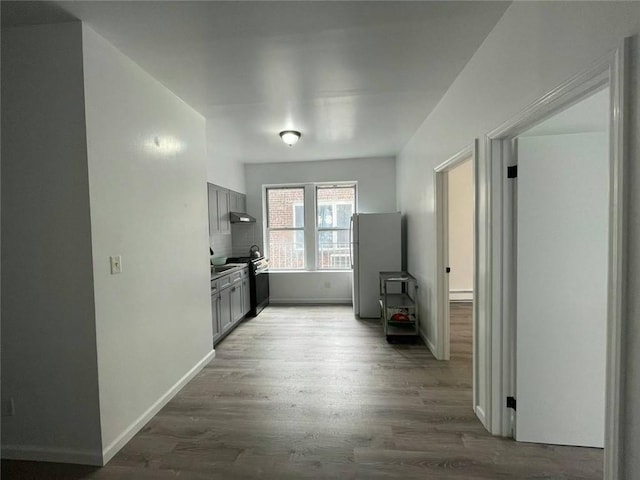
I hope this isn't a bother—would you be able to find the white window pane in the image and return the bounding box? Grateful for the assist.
[268,230,305,270]
[317,229,350,270]
[316,187,355,228]
[294,204,304,228]
[267,188,304,228]
[317,204,333,228]
[316,185,354,269]
[336,204,353,228]
[267,187,305,270]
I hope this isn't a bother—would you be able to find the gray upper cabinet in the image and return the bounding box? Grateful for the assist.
[207,183,232,235]
[217,188,230,234]
[208,184,247,236]
[207,183,219,237]
[229,191,247,214]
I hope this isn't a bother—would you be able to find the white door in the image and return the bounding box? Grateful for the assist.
[515,132,608,448]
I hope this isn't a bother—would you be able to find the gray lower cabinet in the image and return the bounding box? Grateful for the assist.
[212,267,250,346]
[241,275,251,315]
[219,285,233,334]
[230,283,243,322]
[211,293,221,345]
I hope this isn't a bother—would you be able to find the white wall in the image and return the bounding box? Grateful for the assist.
[269,271,352,304]
[395,3,639,473]
[81,26,213,460]
[1,21,215,465]
[1,22,102,464]
[245,157,396,303]
[206,123,246,193]
[448,159,473,300]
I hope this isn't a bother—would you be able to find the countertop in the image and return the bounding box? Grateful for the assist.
[210,263,247,281]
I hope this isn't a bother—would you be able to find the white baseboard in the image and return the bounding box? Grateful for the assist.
[420,328,439,359]
[475,405,488,429]
[270,298,352,305]
[1,444,103,466]
[102,349,216,464]
[449,289,474,302]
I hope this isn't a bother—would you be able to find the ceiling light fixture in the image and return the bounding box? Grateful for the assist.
[279,130,301,146]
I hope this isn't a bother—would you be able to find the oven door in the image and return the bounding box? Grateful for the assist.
[253,268,270,315]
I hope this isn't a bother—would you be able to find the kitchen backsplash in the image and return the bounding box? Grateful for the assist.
[210,232,233,258]
[211,224,260,259]
[231,223,259,257]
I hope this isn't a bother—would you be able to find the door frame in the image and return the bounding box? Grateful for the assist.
[434,140,482,422]
[481,39,628,479]
[434,141,478,360]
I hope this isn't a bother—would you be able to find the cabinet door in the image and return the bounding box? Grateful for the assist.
[242,277,251,315]
[207,183,219,235]
[238,193,247,214]
[217,188,230,234]
[228,191,247,213]
[219,287,233,333]
[211,294,221,345]
[230,284,243,323]
[229,191,238,212]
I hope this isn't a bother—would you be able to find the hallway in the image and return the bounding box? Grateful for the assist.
[3,304,602,479]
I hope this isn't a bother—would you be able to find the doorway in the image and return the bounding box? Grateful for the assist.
[482,40,627,479]
[434,141,480,421]
[513,88,609,448]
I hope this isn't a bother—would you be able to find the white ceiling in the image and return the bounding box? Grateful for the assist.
[3,1,510,164]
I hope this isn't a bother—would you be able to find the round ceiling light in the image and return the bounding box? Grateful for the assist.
[279,130,301,146]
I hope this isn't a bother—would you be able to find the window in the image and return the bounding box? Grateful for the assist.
[316,186,355,270]
[265,183,356,271]
[266,187,305,270]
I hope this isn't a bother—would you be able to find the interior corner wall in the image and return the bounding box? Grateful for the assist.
[394,2,639,472]
[244,157,395,303]
[447,159,473,299]
[206,122,246,194]
[81,26,213,459]
[1,22,103,464]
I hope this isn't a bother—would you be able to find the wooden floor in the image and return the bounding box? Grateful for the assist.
[3,303,603,479]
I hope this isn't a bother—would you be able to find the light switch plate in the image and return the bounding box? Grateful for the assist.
[110,255,122,274]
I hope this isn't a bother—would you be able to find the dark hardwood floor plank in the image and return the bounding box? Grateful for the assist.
[2,303,602,479]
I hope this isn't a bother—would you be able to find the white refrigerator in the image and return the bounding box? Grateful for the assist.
[350,212,402,318]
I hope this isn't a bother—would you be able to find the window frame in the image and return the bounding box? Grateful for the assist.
[264,182,357,272]
[315,185,356,270]
[265,186,306,270]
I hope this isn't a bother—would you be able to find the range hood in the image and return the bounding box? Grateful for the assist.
[230,211,256,223]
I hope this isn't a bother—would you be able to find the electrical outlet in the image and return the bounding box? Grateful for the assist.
[2,398,15,417]
[324,281,331,289]
[110,255,122,275]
